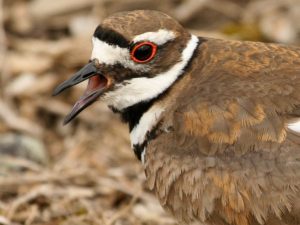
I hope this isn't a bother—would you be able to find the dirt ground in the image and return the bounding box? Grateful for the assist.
[0,0,300,224]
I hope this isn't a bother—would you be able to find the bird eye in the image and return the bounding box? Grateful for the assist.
[130,42,157,63]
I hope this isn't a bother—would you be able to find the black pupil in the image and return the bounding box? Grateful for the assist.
[134,44,153,61]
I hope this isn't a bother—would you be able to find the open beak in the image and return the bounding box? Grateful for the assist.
[53,60,109,125]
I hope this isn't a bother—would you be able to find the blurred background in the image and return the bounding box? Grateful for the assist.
[0,0,300,224]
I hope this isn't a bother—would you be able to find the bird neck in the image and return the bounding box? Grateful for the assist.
[116,35,202,162]
[117,93,166,162]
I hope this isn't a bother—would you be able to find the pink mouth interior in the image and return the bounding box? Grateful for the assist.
[84,75,108,95]
[68,75,108,119]
[62,74,109,124]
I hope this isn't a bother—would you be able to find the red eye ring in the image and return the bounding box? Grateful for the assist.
[130,41,157,63]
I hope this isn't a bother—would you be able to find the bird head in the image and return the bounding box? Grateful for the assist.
[53,10,199,124]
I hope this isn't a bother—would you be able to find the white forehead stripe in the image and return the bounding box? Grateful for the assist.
[91,37,129,65]
[133,29,176,45]
[103,35,199,110]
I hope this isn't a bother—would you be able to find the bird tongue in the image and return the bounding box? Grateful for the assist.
[63,75,108,125]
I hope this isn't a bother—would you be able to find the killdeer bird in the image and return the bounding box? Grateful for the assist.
[53,10,300,225]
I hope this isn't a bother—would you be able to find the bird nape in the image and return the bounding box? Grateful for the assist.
[53,10,300,225]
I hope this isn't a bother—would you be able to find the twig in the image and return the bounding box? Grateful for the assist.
[0,156,43,172]
[0,216,9,225]
[173,0,208,22]
[79,199,107,225]
[7,184,96,219]
[106,193,140,225]
[96,178,154,202]
[24,205,38,225]
[0,169,89,187]
[0,0,7,97]
[0,100,43,137]
[206,0,242,19]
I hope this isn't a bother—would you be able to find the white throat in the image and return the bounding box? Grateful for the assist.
[103,35,199,110]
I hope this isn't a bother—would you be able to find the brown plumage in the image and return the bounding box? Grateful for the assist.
[53,10,300,225]
[145,38,300,225]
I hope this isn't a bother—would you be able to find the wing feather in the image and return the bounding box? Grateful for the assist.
[146,38,300,224]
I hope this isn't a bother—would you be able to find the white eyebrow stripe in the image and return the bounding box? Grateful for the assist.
[133,29,176,45]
